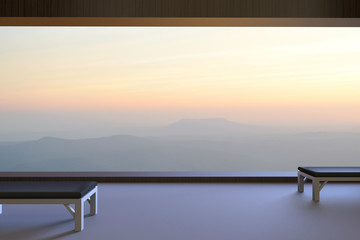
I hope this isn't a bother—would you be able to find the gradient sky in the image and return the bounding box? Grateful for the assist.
[1,27,360,138]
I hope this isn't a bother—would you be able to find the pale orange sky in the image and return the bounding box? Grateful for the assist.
[1,27,360,126]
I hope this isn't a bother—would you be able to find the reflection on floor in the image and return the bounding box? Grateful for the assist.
[1,183,360,240]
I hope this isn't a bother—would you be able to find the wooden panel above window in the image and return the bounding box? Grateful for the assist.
[0,0,360,18]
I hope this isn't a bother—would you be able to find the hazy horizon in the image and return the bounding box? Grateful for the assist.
[1,115,360,142]
[1,124,360,171]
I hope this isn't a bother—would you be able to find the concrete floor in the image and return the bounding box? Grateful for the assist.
[1,182,360,240]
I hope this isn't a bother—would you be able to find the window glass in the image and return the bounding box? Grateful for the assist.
[1,27,359,171]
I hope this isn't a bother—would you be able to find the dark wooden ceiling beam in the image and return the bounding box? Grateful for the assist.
[1,0,360,18]
[2,17,360,27]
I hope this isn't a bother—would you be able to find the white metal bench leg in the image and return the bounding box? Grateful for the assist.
[312,179,328,202]
[75,199,84,232]
[312,180,320,201]
[0,204,2,214]
[89,191,97,216]
[298,172,305,193]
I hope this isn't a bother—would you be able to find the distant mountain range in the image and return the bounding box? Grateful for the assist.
[1,118,359,141]
[0,118,264,141]
[0,134,253,171]
[1,125,360,171]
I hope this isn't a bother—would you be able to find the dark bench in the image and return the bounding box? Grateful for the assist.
[298,167,360,201]
[0,181,98,232]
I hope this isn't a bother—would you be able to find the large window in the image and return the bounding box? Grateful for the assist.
[1,27,359,171]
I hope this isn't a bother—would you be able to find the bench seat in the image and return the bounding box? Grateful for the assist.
[0,181,97,199]
[298,167,360,201]
[0,181,98,232]
[298,167,360,177]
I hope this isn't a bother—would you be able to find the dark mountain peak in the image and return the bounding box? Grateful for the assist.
[37,136,64,142]
[161,118,256,136]
[178,118,228,122]
[170,118,244,127]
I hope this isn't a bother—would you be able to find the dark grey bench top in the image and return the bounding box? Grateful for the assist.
[298,167,360,177]
[0,181,97,199]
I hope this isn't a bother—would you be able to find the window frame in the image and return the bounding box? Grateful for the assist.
[0,17,359,180]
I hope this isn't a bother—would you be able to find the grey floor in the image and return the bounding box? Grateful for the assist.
[1,182,360,240]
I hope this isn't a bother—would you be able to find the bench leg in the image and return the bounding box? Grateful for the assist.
[298,172,305,193]
[0,204,2,214]
[90,191,97,216]
[75,199,84,232]
[312,180,320,201]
